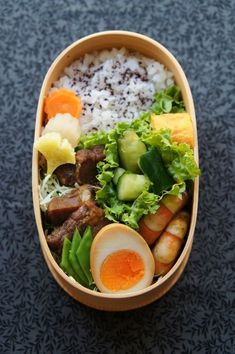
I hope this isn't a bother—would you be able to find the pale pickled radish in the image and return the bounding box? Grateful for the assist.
[42,113,81,148]
[152,211,190,276]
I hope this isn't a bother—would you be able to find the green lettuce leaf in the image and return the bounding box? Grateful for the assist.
[75,86,200,228]
[76,121,199,228]
[151,85,185,114]
[76,130,108,150]
[143,128,200,182]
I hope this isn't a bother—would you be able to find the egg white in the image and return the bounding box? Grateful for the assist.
[90,224,155,294]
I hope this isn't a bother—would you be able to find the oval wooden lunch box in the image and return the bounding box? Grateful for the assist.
[32,31,199,311]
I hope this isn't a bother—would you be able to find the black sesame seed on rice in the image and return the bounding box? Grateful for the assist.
[53,48,173,134]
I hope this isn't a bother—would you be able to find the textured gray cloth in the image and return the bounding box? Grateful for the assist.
[0,0,235,353]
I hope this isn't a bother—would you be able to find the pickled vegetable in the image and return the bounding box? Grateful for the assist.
[42,113,81,148]
[34,132,75,175]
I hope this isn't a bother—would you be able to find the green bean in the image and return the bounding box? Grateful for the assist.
[76,226,94,286]
[69,229,88,287]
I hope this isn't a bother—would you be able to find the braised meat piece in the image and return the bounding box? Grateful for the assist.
[39,145,104,186]
[92,217,111,235]
[47,200,106,254]
[75,145,105,185]
[38,154,76,187]
[47,192,79,226]
[54,164,76,187]
[74,184,97,202]
[46,185,96,226]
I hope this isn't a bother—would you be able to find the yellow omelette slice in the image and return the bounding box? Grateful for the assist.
[151,112,194,148]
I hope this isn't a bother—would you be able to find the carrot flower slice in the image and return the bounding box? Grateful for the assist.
[44,88,82,119]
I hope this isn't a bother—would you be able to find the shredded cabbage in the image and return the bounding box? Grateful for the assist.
[39,174,75,212]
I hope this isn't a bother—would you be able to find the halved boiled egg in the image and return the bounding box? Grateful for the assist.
[90,224,155,294]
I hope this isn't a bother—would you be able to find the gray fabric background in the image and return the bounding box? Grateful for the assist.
[0,0,235,353]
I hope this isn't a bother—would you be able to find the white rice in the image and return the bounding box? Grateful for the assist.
[53,47,174,134]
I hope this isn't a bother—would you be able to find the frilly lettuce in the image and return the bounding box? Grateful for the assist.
[142,129,200,182]
[151,85,185,114]
[77,120,199,229]
[77,86,200,228]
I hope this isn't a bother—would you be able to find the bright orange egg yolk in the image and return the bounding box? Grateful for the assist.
[100,249,145,291]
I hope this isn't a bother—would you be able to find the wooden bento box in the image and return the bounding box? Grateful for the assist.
[32,31,199,311]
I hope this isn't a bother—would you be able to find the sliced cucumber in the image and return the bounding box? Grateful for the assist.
[113,167,125,185]
[118,130,146,173]
[117,172,147,201]
[138,147,174,194]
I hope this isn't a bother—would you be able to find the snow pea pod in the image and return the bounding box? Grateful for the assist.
[76,226,94,286]
[69,229,88,287]
[60,237,83,283]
